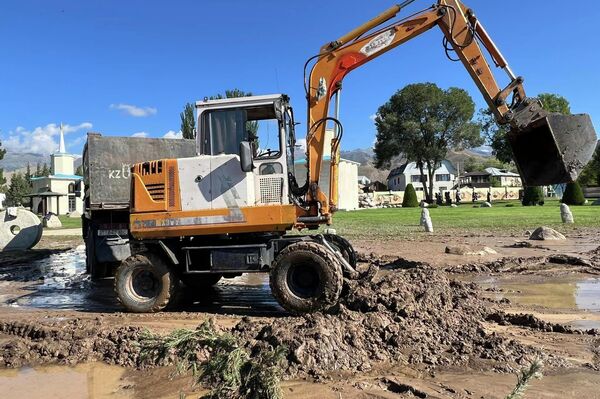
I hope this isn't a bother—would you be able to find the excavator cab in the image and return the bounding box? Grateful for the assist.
[506,99,597,186]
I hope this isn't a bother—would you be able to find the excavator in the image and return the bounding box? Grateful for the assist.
[115,0,597,313]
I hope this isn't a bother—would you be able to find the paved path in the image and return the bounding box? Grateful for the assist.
[43,228,81,236]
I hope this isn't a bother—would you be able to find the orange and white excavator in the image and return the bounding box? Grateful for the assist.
[115,0,596,313]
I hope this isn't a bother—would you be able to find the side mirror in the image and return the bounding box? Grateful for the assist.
[239,141,254,172]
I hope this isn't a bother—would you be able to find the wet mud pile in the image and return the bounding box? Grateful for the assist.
[446,253,600,275]
[0,319,144,368]
[235,266,554,377]
[0,265,571,376]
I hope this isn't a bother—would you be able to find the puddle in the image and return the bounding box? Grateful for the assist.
[5,245,281,315]
[0,363,129,399]
[7,245,119,311]
[466,274,600,329]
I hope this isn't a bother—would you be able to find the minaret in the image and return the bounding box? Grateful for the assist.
[58,122,66,153]
[51,122,75,175]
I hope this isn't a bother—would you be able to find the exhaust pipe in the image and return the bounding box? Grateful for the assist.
[507,99,597,186]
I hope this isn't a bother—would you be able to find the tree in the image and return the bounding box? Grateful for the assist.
[0,139,6,191]
[374,83,482,202]
[522,186,544,206]
[181,89,256,140]
[180,103,196,139]
[76,164,83,177]
[402,184,419,208]
[41,163,50,177]
[25,163,32,188]
[538,93,571,115]
[463,156,513,173]
[35,162,42,177]
[561,182,585,205]
[209,89,258,138]
[6,172,31,206]
[577,144,600,187]
[480,93,571,164]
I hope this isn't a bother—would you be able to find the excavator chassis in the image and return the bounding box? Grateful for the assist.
[114,233,362,314]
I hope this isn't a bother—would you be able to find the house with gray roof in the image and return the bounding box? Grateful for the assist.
[387,160,456,192]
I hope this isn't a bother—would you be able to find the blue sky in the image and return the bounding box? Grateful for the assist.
[1,0,598,156]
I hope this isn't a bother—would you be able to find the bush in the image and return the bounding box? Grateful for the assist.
[402,184,419,208]
[522,186,544,206]
[561,182,586,205]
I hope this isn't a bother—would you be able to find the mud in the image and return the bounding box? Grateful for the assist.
[0,319,144,368]
[486,312,599,335]
[2,235,600,397]
[0,265,563,377]
[233,266,565,378]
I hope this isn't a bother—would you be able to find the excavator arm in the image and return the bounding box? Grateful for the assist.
[299,0,596,224]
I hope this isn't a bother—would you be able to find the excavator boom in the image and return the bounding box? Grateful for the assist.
[302,0,597,221]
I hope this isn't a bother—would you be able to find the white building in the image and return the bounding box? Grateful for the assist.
[387,160,456,192]
[485,167,522,187]
[29,125,84,215]
[294,129,360,211]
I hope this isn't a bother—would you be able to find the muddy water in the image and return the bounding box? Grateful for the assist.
[0,363,128,399]
[470,274,600,329]
[5,246,281,315]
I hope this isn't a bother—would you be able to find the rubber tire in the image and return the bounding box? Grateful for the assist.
[323,234,357,268]
[181,274,222,289]
[270,241,343,314]
[114,254,177,313]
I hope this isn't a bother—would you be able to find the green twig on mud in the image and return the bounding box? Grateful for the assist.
[139,320,287,399]
[505,360,543,399]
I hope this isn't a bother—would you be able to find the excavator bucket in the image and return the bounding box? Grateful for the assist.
[508,113,597,186]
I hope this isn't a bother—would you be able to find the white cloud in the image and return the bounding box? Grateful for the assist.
[110,103,157,117]
[2,122,93,155]
[132,132,149,138]
[163,130,183,139]
[295,138,307,151]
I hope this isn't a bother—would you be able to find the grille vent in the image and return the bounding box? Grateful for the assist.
[259,177,283,204]
[146,183,165,201]
[168,166,176,207]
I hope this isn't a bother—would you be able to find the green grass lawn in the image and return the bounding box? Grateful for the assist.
[324,199,599,240]
[56,215,83,229]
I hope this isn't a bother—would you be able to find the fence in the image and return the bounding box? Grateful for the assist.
[366,186,522,207]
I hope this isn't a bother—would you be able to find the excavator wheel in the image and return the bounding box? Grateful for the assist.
[270,241,343,314]
[323,234,357,269]
[114,254,178,313]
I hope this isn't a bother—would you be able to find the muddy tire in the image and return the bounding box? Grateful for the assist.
[323,234,357,268]
[181,274,222,289]
[114,254,177,313]
[270,241,342,314]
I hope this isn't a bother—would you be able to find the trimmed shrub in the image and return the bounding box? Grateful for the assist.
[522,186,544,206]
[561,182,586,205]
[402,184,419,208]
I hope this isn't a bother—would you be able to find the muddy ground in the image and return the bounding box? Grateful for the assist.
[1,230,600,398]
